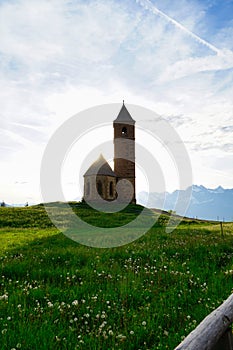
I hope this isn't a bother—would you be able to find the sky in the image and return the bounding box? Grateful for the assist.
[0,0,233,204]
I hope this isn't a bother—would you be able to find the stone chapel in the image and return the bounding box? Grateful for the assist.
[83,102,136,204]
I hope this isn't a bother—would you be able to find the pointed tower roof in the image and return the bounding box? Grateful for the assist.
[84,154,116,177]
[114,101,135,125]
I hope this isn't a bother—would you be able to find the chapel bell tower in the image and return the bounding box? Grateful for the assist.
[113,101,136,204]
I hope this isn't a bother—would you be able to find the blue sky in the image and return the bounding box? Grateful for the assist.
[0,0,233,203]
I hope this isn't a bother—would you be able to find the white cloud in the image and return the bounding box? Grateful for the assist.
[0,0,233,202]
[159,50,233,82]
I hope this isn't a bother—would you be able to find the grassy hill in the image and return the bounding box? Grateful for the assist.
[0,203,233,349]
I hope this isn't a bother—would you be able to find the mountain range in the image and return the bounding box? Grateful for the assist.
[138,185,233,222]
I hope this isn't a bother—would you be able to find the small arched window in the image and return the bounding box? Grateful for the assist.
[86,182,90,196]
[109,181,113,197]
[122,127,127,135]
[97,181,103,196]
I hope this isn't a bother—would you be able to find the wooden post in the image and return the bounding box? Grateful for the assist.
[175,293,233,350]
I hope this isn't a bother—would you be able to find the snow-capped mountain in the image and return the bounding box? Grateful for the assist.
[138,185,233,222]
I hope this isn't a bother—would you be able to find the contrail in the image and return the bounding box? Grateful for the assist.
[136,0,221,55]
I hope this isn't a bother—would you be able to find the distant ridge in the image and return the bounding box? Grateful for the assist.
[1,203,31,208]
[138,185,233,222]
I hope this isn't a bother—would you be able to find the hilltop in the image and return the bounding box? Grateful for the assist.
[0,201,208,232]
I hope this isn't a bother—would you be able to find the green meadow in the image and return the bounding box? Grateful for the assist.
[0,203,233,349]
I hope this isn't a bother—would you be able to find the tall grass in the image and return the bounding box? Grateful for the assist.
[0,204,233,349]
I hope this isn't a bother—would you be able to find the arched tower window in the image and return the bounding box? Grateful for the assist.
[86,182,90,196]
[97,181,103,196]
[109,181,113,197]
[121,127,127,136]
